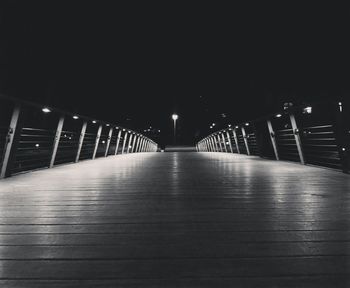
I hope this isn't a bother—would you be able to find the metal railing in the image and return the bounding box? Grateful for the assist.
[196,101,350,174]
[0,94,158,179]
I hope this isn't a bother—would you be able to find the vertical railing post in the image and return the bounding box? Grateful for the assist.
[135,135,141,152]
[226,131,233,153]
[49,115,65,168]
[241,127,250,156]
[75,121,87,163]
[217,134,223,152]
[267,120,279,160]
[131,134,137,153]
[104,126,114,157]
[207,138,212,152]
[210,137,216,152]
[221,133,227,152]
[232,128,240,154]
[0,104,22,179]
[289,113,305,164]
[92,124,102,159]
[211,136,218,152]
[139,137,145,152]
[121,131,128,154]
[114,129,122,155]
[126,133,133,153]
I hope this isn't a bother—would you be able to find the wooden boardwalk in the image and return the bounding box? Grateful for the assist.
[0,152,349,287]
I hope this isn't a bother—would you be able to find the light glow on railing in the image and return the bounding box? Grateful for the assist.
[42,107,51,113]
[73,115,79,120]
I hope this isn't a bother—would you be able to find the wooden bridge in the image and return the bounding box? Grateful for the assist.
[0,152,349,287]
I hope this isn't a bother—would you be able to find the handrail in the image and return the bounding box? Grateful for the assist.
[196,101,350,174]
[0,94,158,179]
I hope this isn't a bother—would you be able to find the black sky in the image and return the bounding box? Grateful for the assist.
[1,1,349,146]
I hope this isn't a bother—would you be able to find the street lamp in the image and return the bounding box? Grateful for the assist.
[172,114,178,144]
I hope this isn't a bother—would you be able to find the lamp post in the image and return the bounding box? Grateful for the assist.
[172,114,178,144]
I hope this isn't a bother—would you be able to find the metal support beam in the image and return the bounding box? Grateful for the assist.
[114,129,122,155]
[131,135,137,153]
[217,134,223,152]
[267,120,279,160]
[221,133,227,152]
[135,136,141,152]
[121,131,128,154]
[211,136,218,152]
[232,129,240,154]
[49,115,65,168]
[131,134,137,153]
[289,113,305,164]
[104,127,114,157]
[0,104,21,179]
[126,133,133,154]
[75,121,87,163]
[241,127,250,155]
[92,124,102,159]
[226,131,233,153]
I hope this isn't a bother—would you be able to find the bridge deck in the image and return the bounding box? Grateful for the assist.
[0,152,349,287]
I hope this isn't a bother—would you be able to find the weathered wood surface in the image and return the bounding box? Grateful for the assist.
[0,152,349,287]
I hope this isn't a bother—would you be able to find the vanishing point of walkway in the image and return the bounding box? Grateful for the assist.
[0,152,349,287]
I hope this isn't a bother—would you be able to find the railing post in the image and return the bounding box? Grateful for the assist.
[126,133,133,153]
[267,120,279,160]
[334,102,350,173]
[217,134,223,152]
[49,115,65,168]
[226,131,233,153]
[206,138,212,152]
[221,133,227,152]
[114,129,122,155]
[232,128,240,154]
[289,113,305,164]
[211,136,217,152]
[139,137,144,152]
[131,134,137,153]
[104,126,114,157]
[75,121,87,163]
[121,131,128,154]
[135,135,141,152]
[92,124,102,160]
[241,127,250,156]
[0,104,22,179]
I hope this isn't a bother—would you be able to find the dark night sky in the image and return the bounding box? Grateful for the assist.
[1,1,349,146]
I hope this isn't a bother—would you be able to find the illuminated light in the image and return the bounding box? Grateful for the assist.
[245,123,249,126]
[106,124,110,126]
[276,114,282,118]
[35,143,40,148]
[339,102,343,112]
[228,124,232,127]
[235,126,239,129]
[123,129,126,131]
[341,147,346,151]
[42,107,51,113]
[92,120,97,124]
[303,106,312,114]
[102,140,105,144]
[116,127,119,129]
[172,114,178,120]
[73,115,79,120]
[158,130,161,132]
[212,123,216,126]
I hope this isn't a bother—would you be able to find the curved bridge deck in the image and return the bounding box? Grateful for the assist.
[0,152,349,287]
